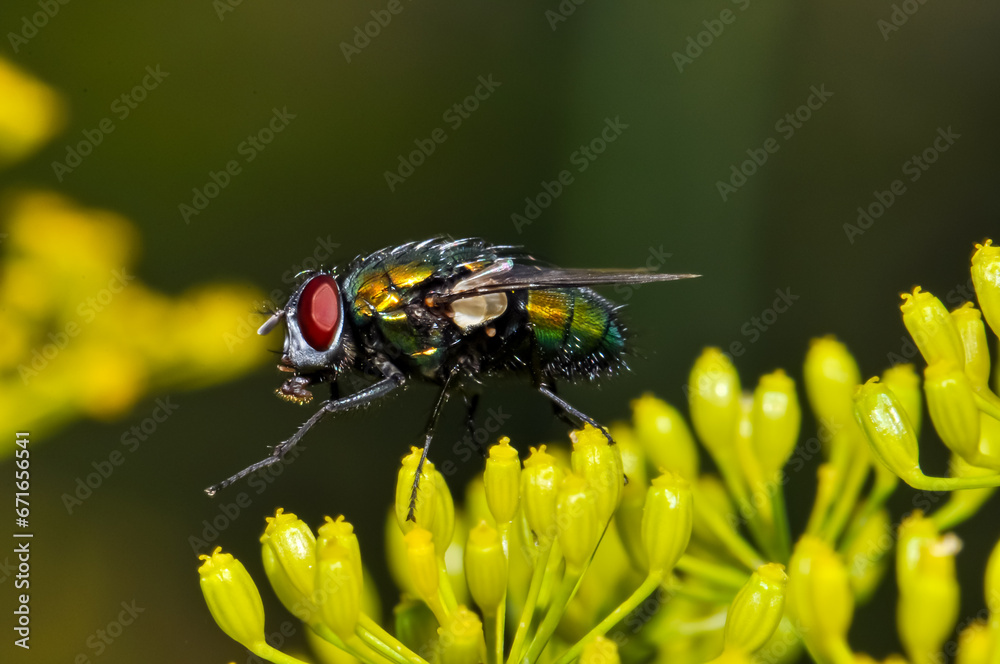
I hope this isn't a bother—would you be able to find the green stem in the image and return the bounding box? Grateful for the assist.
[821,451,870,544]
[506,542,553,664]
[484,610,500,664]
[251,642,314,664]
[805,465,837,536]
[907,471,1000,491]
[357,614,429,664]
[691,493,765,570]
[770,477,792,562]
[552,573,663,664]
[496,522,511,664]
[307,623,395,664]
[522,568,581,663]
[675,555,748,590]
[974,386,1000,421]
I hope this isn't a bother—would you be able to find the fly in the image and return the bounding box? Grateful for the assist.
[205,237,698,519]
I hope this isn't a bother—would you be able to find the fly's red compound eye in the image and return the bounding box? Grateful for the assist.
[297,275,341,350]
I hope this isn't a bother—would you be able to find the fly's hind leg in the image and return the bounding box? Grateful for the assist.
[408,370,459,521]
[537,382,615,445]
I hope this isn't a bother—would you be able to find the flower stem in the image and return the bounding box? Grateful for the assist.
[496,522,511,664]
[691,491,765,570]
[675,555,749,590]
[552,573,663,664]
[251,642,314,664]
[506,542,552,664]
[522,568,581,663]
[308,623,396,664]
[821,451,870,544]
[357,613,430,664]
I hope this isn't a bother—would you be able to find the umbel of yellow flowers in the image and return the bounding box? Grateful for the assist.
[200,239,1000,664]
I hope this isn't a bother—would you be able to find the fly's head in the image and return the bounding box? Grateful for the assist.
[258,271,352,404]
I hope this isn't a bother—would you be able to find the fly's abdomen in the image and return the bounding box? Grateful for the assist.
[526,288,626,379]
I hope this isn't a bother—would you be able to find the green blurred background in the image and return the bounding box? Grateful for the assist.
[2,0,999,662]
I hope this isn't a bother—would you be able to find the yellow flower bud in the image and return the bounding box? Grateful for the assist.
[404,527,440,608]
[384,509,414,596]
[804,336,861,434]
[485,436,521,525]
[464,521,507,615]
[198,547,268,651]
[395,447,438,533]
[787,536,854,663]
[956,620,993,664]
[464,476,495,529]
[689,347,742,458]
[581,635,621,664]
[978,412,1000,467]
[900,287,965,368]
[430,465,456,557]
[259,509,316,620]
[438,606,486,664]
[952,303,992,387]
[896,515,961,664]
[853,378,921,485]
[571,424,624,525]
[315,541,362,641]
[613,429,649,572]
[631,393,699,479]
[751,370,802,474]
[882,364,922,437]
[317,516,363,598]
[641,471,693,577]
[924,361,981,463]
[842,509,892,604]
[557,473,601,573]
[521,445,561,545]
[972,239,1000,336]
[723,563,788,654]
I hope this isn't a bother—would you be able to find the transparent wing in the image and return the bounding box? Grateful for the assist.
[430,259,699,304]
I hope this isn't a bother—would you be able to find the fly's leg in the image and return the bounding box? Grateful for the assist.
[538,383,615,446]
[408,371,458,521]
[205,361,406,496]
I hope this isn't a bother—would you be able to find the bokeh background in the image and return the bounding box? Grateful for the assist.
[1,1,999,662]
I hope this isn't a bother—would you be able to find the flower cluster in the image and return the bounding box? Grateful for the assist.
[0,58,268,453]
[199,239,1000,664]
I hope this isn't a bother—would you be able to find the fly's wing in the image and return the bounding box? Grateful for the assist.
[429,258,699,304]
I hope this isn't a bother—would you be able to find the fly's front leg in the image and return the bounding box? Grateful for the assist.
[205,359,406,496]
